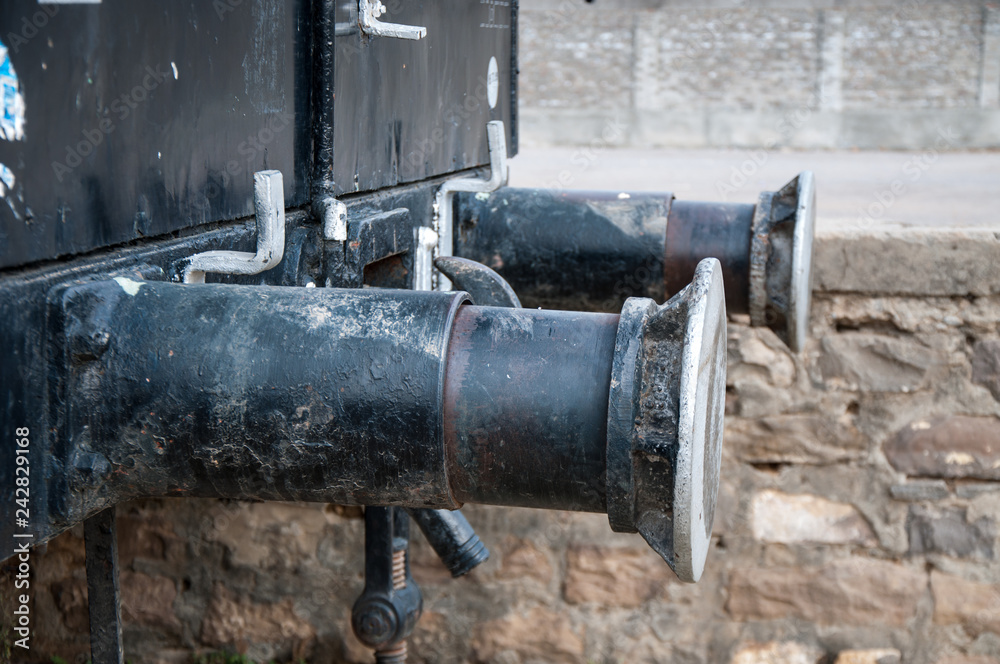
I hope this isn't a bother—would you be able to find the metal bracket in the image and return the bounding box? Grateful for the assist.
[433,121,509,290]
[359,0,427,40]
[413,226,439,292]
[434,256,521,308]
[178,170,285,283]
[321,197,348,242]
[353,507,422,661]
[85,507,124,664]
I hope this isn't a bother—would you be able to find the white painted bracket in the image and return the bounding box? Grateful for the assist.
[359,0,427,40]
[413,226,439,292]
[181,170,285,284]
[433,121,509,290]
[321,197,348,242]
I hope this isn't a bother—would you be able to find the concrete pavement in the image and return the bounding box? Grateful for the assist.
[508,147,1000,230]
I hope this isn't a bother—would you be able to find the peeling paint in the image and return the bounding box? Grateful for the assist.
[114,277,144,296]
[0,164,14,197]
[0,41,26,141]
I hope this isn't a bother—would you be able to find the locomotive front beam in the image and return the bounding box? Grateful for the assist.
[37,259,724,582]
[454,172,815,351]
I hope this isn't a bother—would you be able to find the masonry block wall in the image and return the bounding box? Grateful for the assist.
[518,0,1000,150]
[4,228,1000,664]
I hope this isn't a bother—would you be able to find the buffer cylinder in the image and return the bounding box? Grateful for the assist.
[51,261,725,581]
[454,172,815,350]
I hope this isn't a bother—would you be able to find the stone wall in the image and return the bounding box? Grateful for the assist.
[4,227,1000,664]
[517,0,1000,150]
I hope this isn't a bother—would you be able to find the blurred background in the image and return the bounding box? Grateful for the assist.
[9,2,1000,664]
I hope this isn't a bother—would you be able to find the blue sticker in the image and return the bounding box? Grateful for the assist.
[0,163,14,197]
[0,42,25,141]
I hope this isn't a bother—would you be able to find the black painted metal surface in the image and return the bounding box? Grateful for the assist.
[454,181,814,349]
[454,188,671,312]
[0,0,517,271]
[0,0,309,270]
[407,508,489,578]
[0,175,453,559]
[333,0,516,196]
[50,281,467,536]
[455,188,757,315]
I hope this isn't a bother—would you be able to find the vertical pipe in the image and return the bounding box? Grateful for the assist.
[311,0,337,207]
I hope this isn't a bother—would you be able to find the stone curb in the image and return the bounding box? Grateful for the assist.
[814,226,1000,296]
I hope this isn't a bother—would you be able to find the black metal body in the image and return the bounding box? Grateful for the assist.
[4,242,723,580]
[50,280,467,537]
[0,3,734,660]
[0,170,473,557]
[40,277,677,547]
[455,188,671,312]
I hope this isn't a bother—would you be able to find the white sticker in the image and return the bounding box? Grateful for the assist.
[487,56,498,109]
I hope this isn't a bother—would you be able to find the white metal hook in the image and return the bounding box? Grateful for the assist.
[181,170,285,284]
[359,0,426,40]
[432,121,509,291]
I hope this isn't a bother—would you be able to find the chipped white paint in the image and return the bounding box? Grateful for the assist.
[0,43,26,142]
[475,192,491,201]
[322,198,347,242]
[114,277,144,296]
